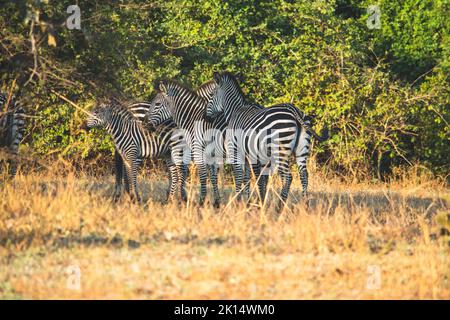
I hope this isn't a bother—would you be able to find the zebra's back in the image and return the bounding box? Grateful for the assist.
[122,101,177,159]
[127,101,152,122]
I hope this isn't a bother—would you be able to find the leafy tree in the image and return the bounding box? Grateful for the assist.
[0,0,448,178]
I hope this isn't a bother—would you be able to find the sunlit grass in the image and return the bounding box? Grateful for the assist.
[0,166,448,299]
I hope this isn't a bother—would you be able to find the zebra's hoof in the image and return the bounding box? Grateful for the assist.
[275,202,286,214]
[130,195,141,204]
[213,200,220,209]
[164,192,170,202]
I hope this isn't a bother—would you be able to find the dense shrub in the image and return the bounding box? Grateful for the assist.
[0,0,448,178]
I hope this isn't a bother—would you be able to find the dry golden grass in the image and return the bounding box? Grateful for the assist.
[0,165,449,299]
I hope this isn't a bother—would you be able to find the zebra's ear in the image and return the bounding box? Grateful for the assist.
[213,72,221,84]
[158,81,169,93]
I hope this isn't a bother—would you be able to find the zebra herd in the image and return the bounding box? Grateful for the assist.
[0,71,327,211]
[86,71,328,211]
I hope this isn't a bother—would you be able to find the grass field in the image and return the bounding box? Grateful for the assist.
[0,165,449,299]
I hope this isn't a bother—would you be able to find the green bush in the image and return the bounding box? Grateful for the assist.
[0,0,448,178]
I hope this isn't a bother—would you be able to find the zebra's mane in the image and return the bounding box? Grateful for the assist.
[155,79,216,101]
[161,80,202,100]
[161,79,190,91]
[194,80,216,92]
[219,71,247,103]
[99,101,139,122]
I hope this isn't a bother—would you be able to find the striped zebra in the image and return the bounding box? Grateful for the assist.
[111,101,186,201]
[86,101,183,203]
[117,83,219,202]
[113,101,148,199]
[205,71,327,211]
[0,93,26,177]
[146,80,227,207]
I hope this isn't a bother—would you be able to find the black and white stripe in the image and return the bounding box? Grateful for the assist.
[146,80,227,207]
[0,93,26,177]
[111,101,186,201]
[86,101,181,202]
[205,72,327,210]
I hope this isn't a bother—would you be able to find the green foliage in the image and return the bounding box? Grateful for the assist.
[0,0,448,177]
[371,0,449,80]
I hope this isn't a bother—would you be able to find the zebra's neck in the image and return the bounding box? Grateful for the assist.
[172,92,206,129]
[223,85,246,124]
[105,113,158,158]
[195,81,216,101]
[105,115,126,142]
[106,115,136,147]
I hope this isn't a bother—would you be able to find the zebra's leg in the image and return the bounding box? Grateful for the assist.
[299,165,308,196]
[196,163,208,206]
[113,149,124,201]
[168,164,187,203]
[192,142,208,206]
[7,154,18,178]
[170,142,188,203]
[261,174,269,202]
[167,166,173,200]
[276,159,293,212]
[5,142,19,177]
[232,163,244,202]
[166,164,177,202]
[252,163,268,203]
[133,159,142,203]
[208,164,220,208]
[180,164,188,201]
[123,155,141,203]
[243,162,251,200]
[123,163,131,195]
[295,128,312,197]
[164,157,177,202]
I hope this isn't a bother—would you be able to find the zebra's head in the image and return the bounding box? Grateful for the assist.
[205,72,225,120]
[86,102,112,129]
[206,72,242,121]
[146,80,174,126]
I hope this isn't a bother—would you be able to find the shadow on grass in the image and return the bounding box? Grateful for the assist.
[7,177,444,250]
[289,189,447,221]
[0,229,239,251]
[33,178,447,219]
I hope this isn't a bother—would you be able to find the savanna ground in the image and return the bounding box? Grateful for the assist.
[0,164,449,299]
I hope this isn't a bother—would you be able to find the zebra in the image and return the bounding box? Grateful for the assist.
[118,83,220,203]
[0,93,26,177]
[112,101,150,199]
[110,101,187,201]
[86,101,183,203]
[205,71,327,211]
[146,80,227,207]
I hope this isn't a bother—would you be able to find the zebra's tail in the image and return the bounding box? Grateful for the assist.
[289,106,328,142]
